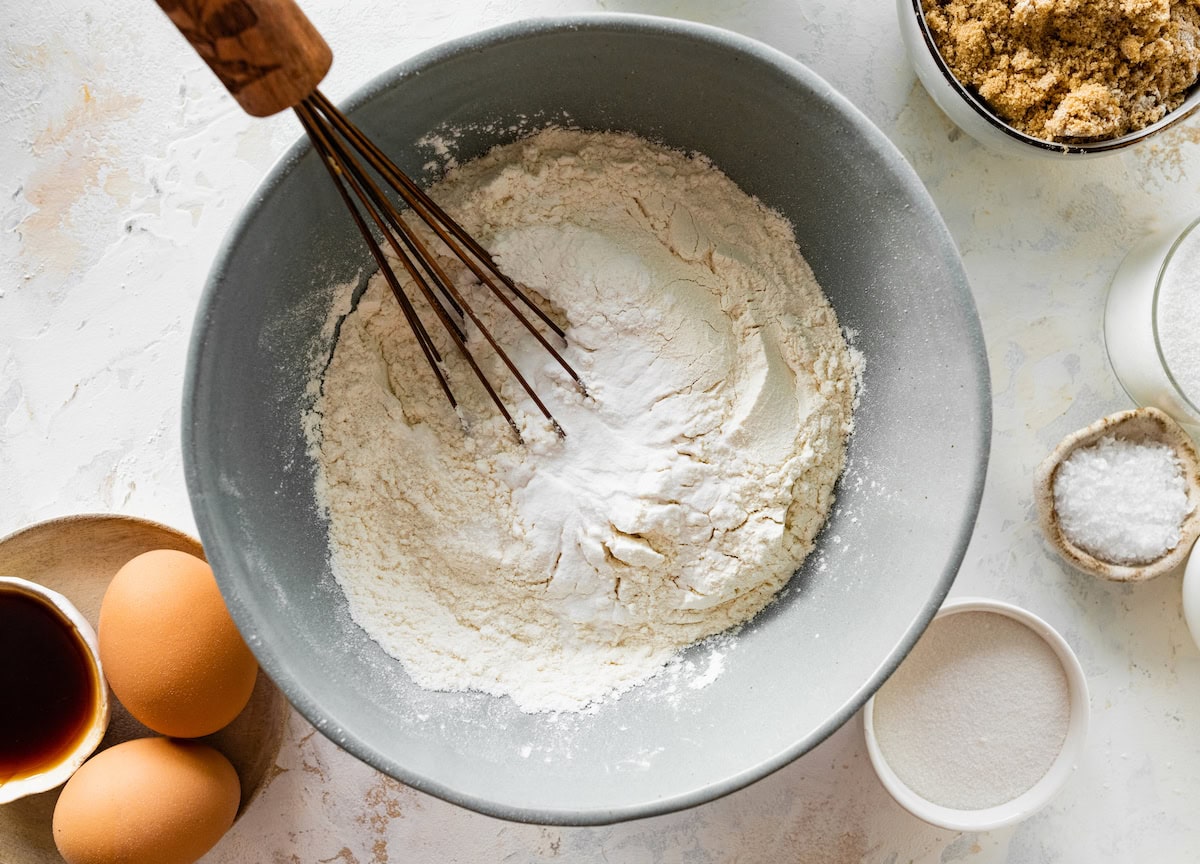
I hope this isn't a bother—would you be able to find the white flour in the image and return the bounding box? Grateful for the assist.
[306,129,858,712]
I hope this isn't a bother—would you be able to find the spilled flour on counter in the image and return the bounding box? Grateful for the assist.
[305,129,859,712]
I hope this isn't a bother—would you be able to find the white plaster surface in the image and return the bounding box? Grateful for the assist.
[3,1,1200,861]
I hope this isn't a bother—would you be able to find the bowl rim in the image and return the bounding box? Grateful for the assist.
[183,12,990,825]
[862,596,1091,832]
[905,0,1200,155]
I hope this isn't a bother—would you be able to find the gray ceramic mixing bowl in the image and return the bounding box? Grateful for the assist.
[183,14,990,825]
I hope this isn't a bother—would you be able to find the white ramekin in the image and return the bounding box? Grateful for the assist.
[863,597,1090,831]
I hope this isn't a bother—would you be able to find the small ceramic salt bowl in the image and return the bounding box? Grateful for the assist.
[0,577,110,804]
[863,597,1090,832]
[1034,407,1200,582]
[896,0,1200,158]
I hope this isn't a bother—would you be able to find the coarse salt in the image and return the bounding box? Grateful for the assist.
[1053,435,1189,565]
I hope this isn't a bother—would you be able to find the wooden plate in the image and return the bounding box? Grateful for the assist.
[0,514,290,862]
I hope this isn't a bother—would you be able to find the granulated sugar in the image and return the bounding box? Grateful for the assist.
[871,610,1070,810]
[1053,435,1189,565]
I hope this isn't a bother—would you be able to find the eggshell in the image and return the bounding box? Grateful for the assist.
[98,549,258,737]
[52,737,240,864]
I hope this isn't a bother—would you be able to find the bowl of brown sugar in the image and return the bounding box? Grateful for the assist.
[898,0,1200,157]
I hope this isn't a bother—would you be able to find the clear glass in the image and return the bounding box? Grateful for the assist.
[1153,216,1200,418]
[1105,215,1200,440]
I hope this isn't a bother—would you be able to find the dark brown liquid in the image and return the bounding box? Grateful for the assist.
[0,591,98,781]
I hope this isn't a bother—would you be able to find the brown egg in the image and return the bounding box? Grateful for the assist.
[98,549,258,737]
[52,737,240,864]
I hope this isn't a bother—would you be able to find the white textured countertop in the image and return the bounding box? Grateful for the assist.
[3,1,1199,861]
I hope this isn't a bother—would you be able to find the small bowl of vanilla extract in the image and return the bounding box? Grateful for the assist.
[0,577,110,804]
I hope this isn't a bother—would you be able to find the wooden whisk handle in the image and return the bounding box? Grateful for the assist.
[155,0,332,117]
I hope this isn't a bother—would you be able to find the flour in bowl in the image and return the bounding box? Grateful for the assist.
[305,129,859,712]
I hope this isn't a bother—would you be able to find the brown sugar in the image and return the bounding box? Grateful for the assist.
[922,0,1200,141]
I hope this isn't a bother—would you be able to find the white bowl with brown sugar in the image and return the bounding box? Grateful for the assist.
[898,0,1200,158]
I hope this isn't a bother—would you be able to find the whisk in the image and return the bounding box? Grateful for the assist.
[155,0,583,437]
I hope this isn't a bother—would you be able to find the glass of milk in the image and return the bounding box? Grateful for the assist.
[1105,215,1200,440]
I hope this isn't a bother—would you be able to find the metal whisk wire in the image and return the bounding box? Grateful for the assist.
[153,0,580,436]
[293,91,584,439]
